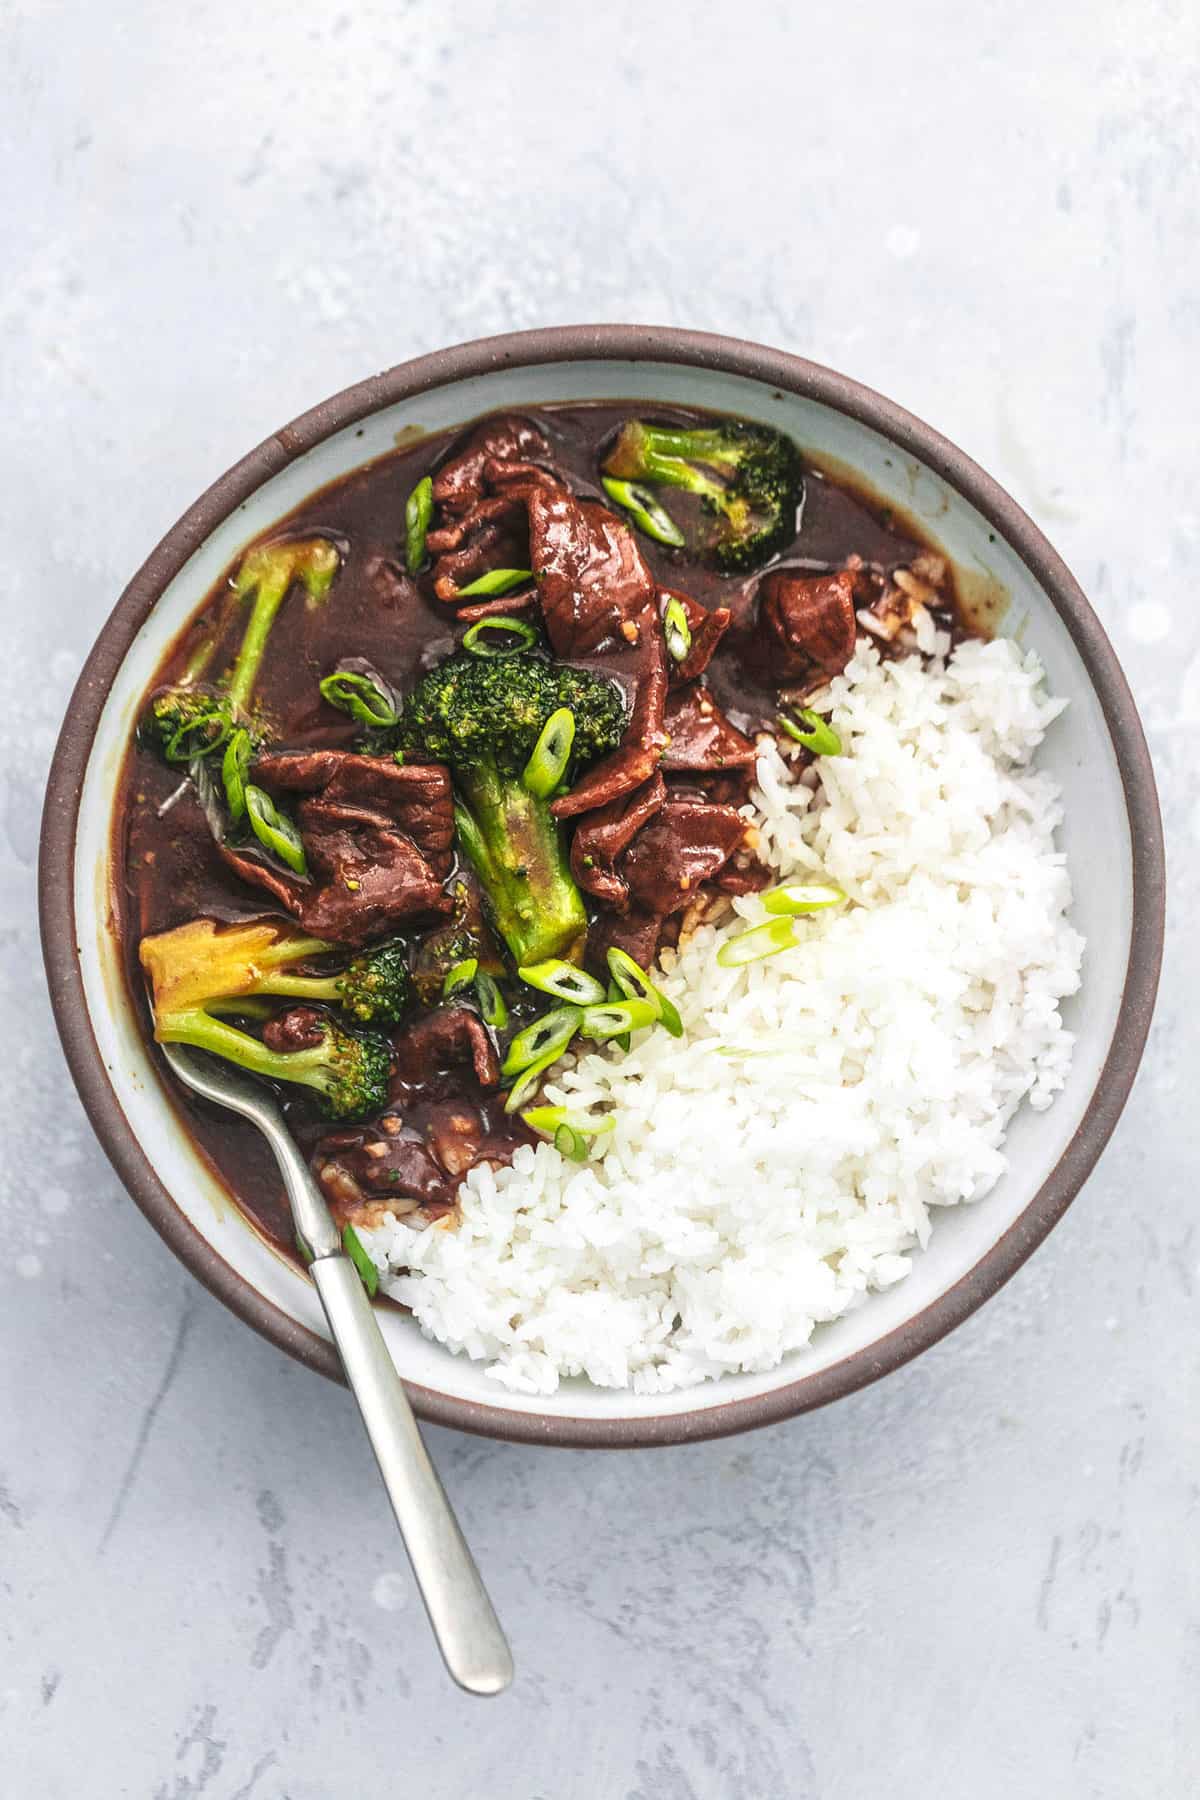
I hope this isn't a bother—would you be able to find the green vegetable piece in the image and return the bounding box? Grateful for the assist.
[605,946,683,1038]
[146,688,233,764]
[405,476,433,575]
[600,475,686,548]
[522,1103,615,1156]
[715,917,800,968]
[662,596,693,664]
[245,784,308,876]
[473,970,509,1029]
[518,959,606,1007]
[319,668,399,730]
[554,1123,589,1161]
[455,568,534,599]
[503,1046,562,1114]
[228,537,340,715]
[777,707,842,756]
[602,419,803,574]
[221,727,252,823]
[461,616,540,657]
[342,1224,379,1297]
[501,1005,581,1078]
[761,882,845,915]
[397,648,626,966]
[578,998,659,1041]
[443,957,479,998]
[522,707,575,799]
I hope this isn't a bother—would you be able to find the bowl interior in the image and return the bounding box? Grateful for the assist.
[71,354,1131,1436]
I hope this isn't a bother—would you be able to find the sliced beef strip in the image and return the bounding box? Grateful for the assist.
[661,685,757,775]
[389,1005,500,1090]
[570,772,666,907]
[659,587,732,685]
[431,415,557,517]
[219,753,454,945]
[585,798,760,971]
[528,487,659,658]
[744,569,857,687]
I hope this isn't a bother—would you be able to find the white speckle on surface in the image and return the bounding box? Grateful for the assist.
[1126,602,1170,644]
[371,1571,411,1613]
[885,224,921,260]
[16,1254,42,1280]
[41,1187,70,1216]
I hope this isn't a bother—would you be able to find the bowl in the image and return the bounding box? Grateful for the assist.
[39,326,1164,1447]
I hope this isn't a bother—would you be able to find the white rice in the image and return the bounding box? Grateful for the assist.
[362,631,1085,1395]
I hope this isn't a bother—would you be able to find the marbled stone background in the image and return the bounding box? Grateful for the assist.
[2,3,1195,1795]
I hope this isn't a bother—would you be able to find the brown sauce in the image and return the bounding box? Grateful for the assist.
[114,401,974,1257]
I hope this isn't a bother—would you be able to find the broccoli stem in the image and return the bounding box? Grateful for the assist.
[226,540,340,716]
[455,764,586,966]
[156,1007,339,1101]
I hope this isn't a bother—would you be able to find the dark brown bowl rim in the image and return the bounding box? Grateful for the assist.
[38,324,1164,1448]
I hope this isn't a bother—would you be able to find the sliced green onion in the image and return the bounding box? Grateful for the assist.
[662,596,692,664]
[518,958,606,1007]
[554,1122,588,1161]
[761,881,846,915]
[245,785,307,876]
[221,727,252,823]
[777,706,842,756]
[501,1005,582,1078]
[522,707,575,799]
[342,1223,379,1297]
[606,977,632,1051]
[456,567,534,599]
[319,669,399,729]
[461,615,539,657]
[473,970,509,1028]
[503,1046,563,1114]
[162,700,232,764]
[405,475,433,574]
[715,917,800,968]
[522,1104,616,1143]
[601,476,686,549]
[605,946,683,1038]
[442,957,479,998]
[578,997,659,1041]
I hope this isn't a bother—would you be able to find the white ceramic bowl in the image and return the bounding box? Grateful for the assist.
[40,327,1163,1446]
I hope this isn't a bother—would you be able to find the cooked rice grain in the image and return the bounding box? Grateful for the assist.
[362,634,1084,1394]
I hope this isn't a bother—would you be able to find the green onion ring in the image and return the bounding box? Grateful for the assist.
[473,970,509,1028]
[244,785,308,876]
[456,567,534,599]
[715,917,800,968]
[605,946,683,1038]
[404,476,433,575]
[318,668,399,729]
[342,1223,379,1297]
[461,615,539,656]
[442,957,479,998]
[518,957,605,1007]
[503,1046,564,1114]
[601,476,686,548]
[221,727,252,823]
[662,596,692,664]
[777,706,842,756]
[522,707,576,798]
[501,1005,582,1078]
[761,881,846,916]
[578,997,659,1041]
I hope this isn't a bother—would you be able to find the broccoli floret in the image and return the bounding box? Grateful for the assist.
[140,917,399,1120]
[602,419,803,573]
[142,537,340,764]
[395,650,626,965]
[140,917,411,1027]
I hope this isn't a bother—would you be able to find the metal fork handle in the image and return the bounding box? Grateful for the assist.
[310,1254,513,1696]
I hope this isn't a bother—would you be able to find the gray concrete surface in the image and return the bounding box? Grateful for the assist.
[2,2,1196,1795]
